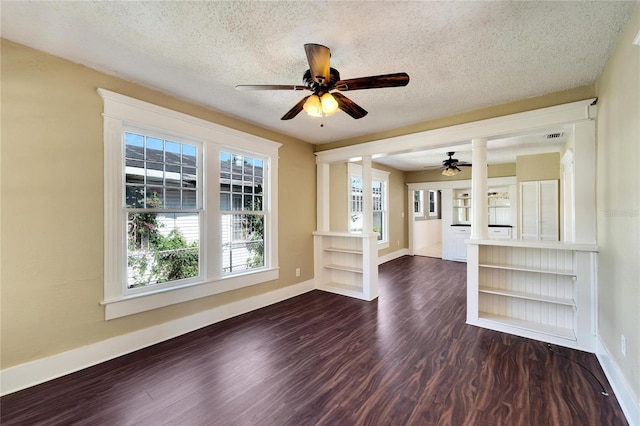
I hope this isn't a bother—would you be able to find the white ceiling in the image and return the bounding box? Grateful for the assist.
[1,1,636,170]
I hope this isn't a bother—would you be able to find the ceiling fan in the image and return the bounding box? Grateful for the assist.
[235,43,409,120]
[441,152,471,176]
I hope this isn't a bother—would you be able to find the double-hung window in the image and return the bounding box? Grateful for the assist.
[348,163,389,247]
[100,89,280,320]
[124,130,202,291]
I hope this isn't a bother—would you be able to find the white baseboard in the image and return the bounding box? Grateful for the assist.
[378,248,409,265]
[596,337,640,426]
[0,279,315,396]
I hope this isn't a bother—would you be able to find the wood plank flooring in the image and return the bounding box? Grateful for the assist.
[1,256,628,425]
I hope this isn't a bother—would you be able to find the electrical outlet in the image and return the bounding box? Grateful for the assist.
[621,334,626,356]
[295,268,300,277]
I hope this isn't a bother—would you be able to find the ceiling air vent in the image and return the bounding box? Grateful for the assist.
[546,132,563,139]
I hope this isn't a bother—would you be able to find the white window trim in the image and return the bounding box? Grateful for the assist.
[99,88,281,320]
[414,190,424,217]
[347,163,390,249]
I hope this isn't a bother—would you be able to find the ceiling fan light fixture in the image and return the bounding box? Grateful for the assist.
[442,167,459,176]
[303,95,322,117]
[321,92,339,114]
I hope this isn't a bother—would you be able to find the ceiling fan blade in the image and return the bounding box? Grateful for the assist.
[236,84,306,91]
[457,163,472,167]
[332,92,368,119]
[281,96,310,120]
[304,43,331,83]
[335,72,410,91]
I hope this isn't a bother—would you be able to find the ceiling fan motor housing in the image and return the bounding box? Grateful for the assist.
[303,68,341,94]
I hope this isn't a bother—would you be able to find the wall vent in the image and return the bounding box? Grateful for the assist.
[546,132,563,139]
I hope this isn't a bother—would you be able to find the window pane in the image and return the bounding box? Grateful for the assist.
[182,167,197,188]
[146,162,163,185]
[146,137,164,162]
[127,212,199,288]
[125,133,144,160]
[221,213,264,274]
[165,188,181,208]
[350,212,363,233]
[126,186,144,208]
[254,159,263,177]
[125,159,144,184]
[232,194,242,210]
[165,164,181,187]
[183,189,197,209]
[183,144,197,167]
[146,186,164,208]
[220,193,230,211]
[373,212,383,240]
[165,141,181,164]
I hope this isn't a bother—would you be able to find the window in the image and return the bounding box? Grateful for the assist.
[100,89,280,320]
[348,163,389,246]
[414,190,424,217]
[428,189,439,217]
[220,152,265,274]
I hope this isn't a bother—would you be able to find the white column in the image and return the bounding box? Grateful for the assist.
[471,138,489,239]
[316,161,330,232]
[362,156,373,235]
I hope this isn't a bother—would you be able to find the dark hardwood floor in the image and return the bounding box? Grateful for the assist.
[1,256,628,425]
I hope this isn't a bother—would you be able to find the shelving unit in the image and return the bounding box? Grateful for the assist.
[313,231,378,300]
[467,240,597,351]
[452,190,471,224]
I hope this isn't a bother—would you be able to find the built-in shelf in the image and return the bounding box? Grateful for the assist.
[468,241,597,352]
[479,263,576,277]
[324,264,363,273]
[314,231,378,301]
[323,282,363,292]
[324,248,363,255]
[479,287,575,306]
[479,312,576,340]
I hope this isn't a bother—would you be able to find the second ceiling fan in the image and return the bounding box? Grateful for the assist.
[441,152,471,176]
[236,43,410,120]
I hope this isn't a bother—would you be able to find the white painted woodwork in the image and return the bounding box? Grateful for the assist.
[561,149,575,242]
[467,240,597,352]
[520,180,559,241]
[317,161,330,232]
[313,231,379,301]
[362,156,373,236]
[471,138,489,239]
[572,120,597,245]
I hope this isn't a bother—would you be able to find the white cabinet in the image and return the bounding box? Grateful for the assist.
[452,226,471,260]
[520,180,558,241]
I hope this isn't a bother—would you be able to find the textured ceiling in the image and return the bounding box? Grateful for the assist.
[1,1,636,167]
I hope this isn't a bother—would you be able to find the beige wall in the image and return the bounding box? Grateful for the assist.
[0,39,317,369]
[595,5,640,401]
[405,163,515,183]
[516,153,560,182]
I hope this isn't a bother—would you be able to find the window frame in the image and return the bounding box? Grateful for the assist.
[347,163,389,248]
[99,89,280,320]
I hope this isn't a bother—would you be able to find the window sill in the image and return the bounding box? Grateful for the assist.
[101,268,279,320]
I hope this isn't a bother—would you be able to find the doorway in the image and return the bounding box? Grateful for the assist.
[413,189,442,258]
